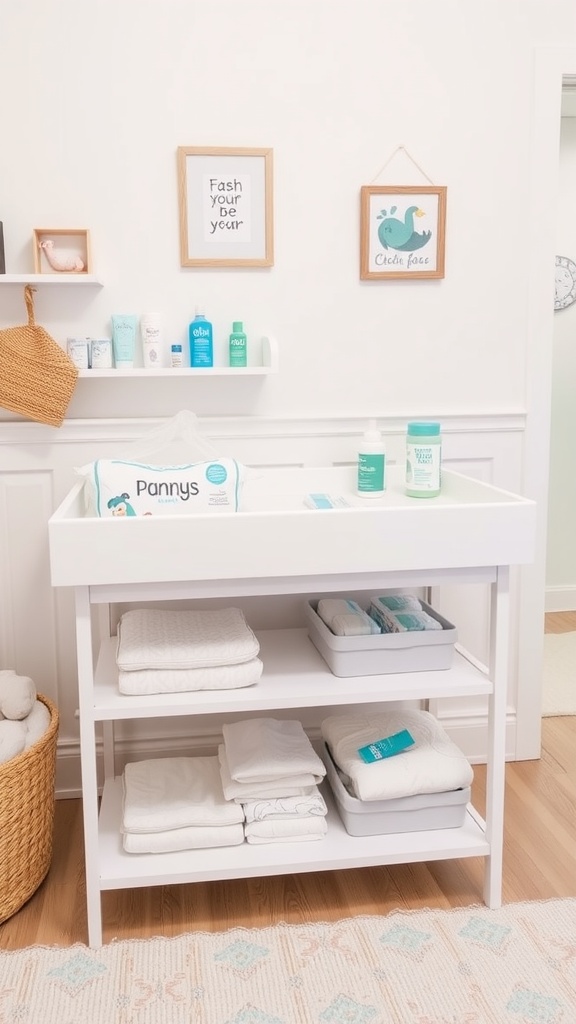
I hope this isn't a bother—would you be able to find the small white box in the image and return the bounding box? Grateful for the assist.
[305,599,457,677]
[323,743,470,836]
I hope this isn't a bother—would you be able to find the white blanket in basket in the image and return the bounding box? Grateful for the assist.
[321,709,473,801]
[116,607,260,671]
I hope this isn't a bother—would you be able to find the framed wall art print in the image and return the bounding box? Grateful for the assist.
[177,146,274,268]
[360,185,446,280]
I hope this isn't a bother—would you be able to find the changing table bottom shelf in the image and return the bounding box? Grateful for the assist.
[97,777,489,891]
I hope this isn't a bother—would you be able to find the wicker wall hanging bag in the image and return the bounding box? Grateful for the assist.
[0,285,78,427]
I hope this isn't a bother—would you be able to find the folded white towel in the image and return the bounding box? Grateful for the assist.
[245,816,328,843]
[222,718,326,784]
[123,822,245,854]
[118,657,263,695]
[242,788,328,823]
[321,710,474,801]
[122,756,244,833]
[117,607,260,671]
[218,745,317,802]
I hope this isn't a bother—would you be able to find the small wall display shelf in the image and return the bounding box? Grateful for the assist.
[48,464,536,947]
[79,335,279,378]
[0,273,103,286]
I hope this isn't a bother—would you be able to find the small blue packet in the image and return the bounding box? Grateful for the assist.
[358,729,415,763]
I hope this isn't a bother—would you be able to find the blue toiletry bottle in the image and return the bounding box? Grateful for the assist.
[189,308,214,367]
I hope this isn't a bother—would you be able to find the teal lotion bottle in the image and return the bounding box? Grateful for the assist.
[357,420,386,497]
[189,307,213,367]
[229,321,247,367]
[405,421,441,497]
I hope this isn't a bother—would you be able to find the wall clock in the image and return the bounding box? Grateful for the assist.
[555,255,576,311]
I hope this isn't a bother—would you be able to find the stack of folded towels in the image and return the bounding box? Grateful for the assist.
[218,717,328,843]
[121,755,245,853]
[321,708,473,802]
[115,607,263,695]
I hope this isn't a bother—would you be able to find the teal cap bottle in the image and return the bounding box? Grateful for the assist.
[229,321,247,367]
[405,421,441,497]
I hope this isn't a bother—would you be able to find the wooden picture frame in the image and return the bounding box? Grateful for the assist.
[33,228,91,274]
[177,146,274,268]
[360,186,446,280]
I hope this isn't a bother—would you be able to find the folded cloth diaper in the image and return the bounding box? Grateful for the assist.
[122,755,244,833]
[222,717,326,784]
[321,709,473,801]
[242,788,328,823]
[218,745,318,803]
[316,599,380,636]
[116,607,260,671]
[123,822,244,854]
[244,816,328,844]
[118,657,263,695]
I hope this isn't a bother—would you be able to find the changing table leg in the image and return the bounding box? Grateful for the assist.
[75,586,103,947]
[483,566,510,908]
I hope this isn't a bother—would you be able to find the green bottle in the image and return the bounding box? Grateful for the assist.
[229,321,247,367]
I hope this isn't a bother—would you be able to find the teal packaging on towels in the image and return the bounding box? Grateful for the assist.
[358,729,415,763]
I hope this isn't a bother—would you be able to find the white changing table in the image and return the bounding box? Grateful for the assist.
[49,465,536,946]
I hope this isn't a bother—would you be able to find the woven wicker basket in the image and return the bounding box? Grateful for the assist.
[0,694,59,923]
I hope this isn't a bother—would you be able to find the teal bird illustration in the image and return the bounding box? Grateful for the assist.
[377,205,432,252]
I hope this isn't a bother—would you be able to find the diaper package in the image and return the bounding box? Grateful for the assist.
[369,597,443,633]
[75,410,249,518]
[77,457,245,517]
[316,599,381,636]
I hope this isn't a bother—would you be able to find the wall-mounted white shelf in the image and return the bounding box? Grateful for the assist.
[0,273,103,286]
[78,335,279,377]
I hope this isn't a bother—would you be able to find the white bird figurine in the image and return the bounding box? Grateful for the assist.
[39,239,85,272]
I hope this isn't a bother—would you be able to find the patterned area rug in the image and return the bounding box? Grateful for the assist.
[542,631,576,716]
[2,898,576,1023]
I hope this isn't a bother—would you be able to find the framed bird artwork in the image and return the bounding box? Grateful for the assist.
[360,185,447,281]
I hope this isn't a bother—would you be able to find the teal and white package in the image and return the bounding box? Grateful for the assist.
[77,457,244,517]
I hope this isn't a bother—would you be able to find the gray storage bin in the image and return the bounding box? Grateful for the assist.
[305,598,457,677]
[323,743,470,837]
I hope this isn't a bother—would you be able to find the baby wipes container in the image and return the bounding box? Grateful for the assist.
[405,421,441,498]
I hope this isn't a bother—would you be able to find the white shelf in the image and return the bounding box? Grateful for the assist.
[92,629,491,721]
[0,273,103,286]
[80,366,273,378]
[98,776,489,890]
[77,335,279,377]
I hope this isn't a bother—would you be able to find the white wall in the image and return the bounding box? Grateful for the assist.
[546,107,576,609]
[1,2,575,781]
[1,0,573,423]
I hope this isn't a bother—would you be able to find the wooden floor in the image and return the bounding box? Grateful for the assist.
[1,614,574,950]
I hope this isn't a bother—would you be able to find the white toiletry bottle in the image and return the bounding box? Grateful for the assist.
[357,420,386,497]
[141,313,162,368]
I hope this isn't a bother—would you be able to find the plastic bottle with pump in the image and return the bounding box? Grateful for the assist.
[188,308,213,367]
[357,420,386,497]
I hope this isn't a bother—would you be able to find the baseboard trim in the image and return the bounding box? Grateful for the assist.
[545,586,576,612]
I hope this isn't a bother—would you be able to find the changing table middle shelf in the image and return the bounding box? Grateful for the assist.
[92,628,491,720]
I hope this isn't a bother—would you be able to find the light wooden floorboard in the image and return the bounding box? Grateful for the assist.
[1,614,574,948]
